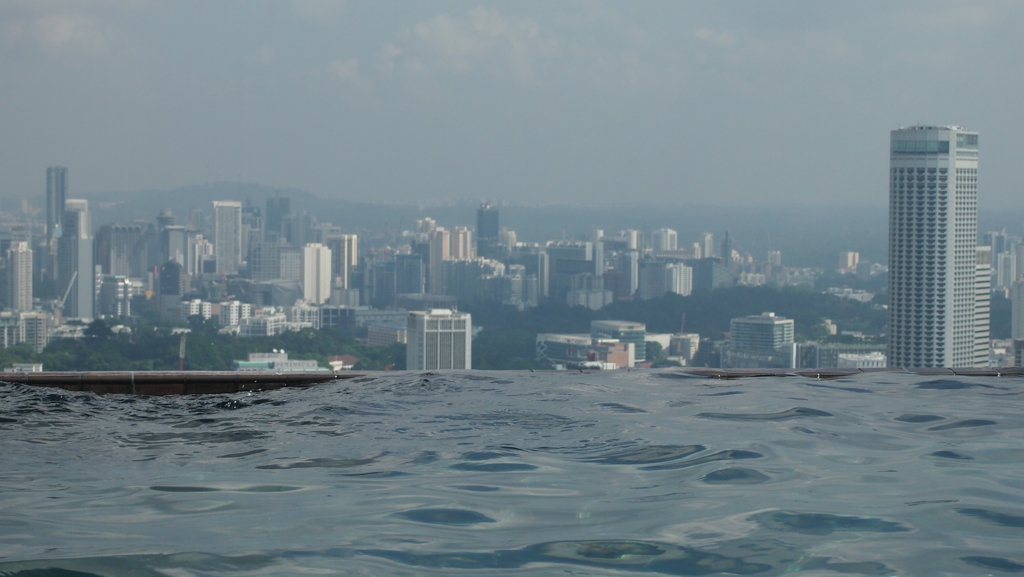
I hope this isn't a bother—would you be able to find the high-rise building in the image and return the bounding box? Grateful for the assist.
[279,246,302,282]
[302,243,332,304]
[888,125,985,368]
[57,199,94,319]
[1011,280,1024,340]
[652,228,678,252]
[158,260,184,319]
[7,241,33,311]
[429,228,451,294]
[326,234,358,289]
[46,167,67,238]
[730,312,794,352]
[249,241,281,281]
[700,232,714,260]
[406,309,472,370]
[213,201,243,275]
[96,223,146,277]
[476,203,499,257]
[265,196,290,240]
[725,312,795,369]
[451,226,474,260]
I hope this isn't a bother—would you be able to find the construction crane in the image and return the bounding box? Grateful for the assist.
[55,271,78,310]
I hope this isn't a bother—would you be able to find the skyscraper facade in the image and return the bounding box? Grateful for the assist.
[46,167,67,237]
[476,203,499,257]
[213,201,243,275]
[888,125,985,368]
[7,241,33,311]
[265,196,290,240]
[652,228,678,252]
[302,243,332,304]
[326,234,358,289]
[57,199,94,319]
[406,309,472,370]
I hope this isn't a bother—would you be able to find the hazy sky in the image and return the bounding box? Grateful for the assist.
[2,1,1023,208]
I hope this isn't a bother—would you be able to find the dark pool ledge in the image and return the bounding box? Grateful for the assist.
[3,367,1024,395]
[683,367,1024,380]
[0,371,356,395]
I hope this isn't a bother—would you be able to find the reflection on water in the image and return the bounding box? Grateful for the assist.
[3,371,1024,575]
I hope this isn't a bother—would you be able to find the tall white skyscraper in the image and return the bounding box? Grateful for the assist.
[213,201,243,274]
[406,309,472,370]
[302,243,332,304]
[888,125,985,368]
[7,241,33,311]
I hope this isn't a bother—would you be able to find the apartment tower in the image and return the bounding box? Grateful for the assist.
[888,126,986,368]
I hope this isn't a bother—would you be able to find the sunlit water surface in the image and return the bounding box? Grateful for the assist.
[2,371,1024,576]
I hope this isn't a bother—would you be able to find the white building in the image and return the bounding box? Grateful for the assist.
[239,313,287,337]
[213,200,242,275]
[218,300,251,327]
[666,263,693,296]
[179,299,213,321]
[302,243,332,304]
[7,241,33,311]
[288,301,321,329]
[652,228,678,252]
[57,199,94,320]
[700,232,714,259]
[837,352,887,369]
[406,309,471,370]
[888,126,986,368]
[451,226,474,260]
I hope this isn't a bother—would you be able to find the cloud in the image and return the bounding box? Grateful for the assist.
[256,46,276,67]
[375,42,401,72]
[398,6,552,82]
[30,14,112,54]
[328,57,369,90]
[695,28,736,47]
[288,0,346,25]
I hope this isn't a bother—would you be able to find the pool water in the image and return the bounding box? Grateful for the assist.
[2,370,1024,576]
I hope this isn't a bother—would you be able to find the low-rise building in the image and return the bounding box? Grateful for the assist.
[367,324,407,347]
[4,363,43,373]
[837,352,887,369]
[233,351,325,372]
[329,354,359,371]
[591,320,646,362]
[536,333,636,369]
[239,313,287,337]
[669,333,701,362]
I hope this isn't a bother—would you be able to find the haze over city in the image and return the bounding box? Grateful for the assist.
[3,1,1024,208]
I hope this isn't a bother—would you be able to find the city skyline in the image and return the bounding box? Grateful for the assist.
[3,2,1024,209]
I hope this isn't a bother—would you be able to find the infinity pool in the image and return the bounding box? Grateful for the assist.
[2,371,1023,575]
